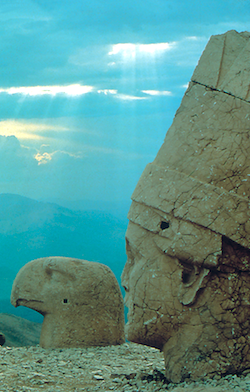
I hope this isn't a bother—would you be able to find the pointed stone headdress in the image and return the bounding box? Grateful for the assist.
[129,30,250,271]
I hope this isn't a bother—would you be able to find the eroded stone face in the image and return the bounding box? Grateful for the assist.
[121,30,250,382]
[122,220,250,382]
[11,257,125,348]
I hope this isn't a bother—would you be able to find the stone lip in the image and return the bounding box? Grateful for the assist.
[13,299,45,311]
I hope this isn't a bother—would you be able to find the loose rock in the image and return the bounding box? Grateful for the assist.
[0,343,250,391]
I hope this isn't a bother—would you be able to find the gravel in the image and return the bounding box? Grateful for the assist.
[1,342,250,391]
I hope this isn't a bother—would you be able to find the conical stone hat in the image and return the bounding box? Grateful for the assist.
[129,30,250,271]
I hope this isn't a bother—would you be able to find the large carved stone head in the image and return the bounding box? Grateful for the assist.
[121,30,250,382]
[11,257,125,348]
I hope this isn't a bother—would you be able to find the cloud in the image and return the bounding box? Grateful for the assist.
[0,83,173,104]
[97,89,149,102]
[0,84,94,97]
[115,94,147,101]
[34,149,83,165]
[97,89,118,95]
[0,135,37,183]
[75,143,147,160]
[142,90,172,96]
[70,39,179,83]
[0,115,149,168]
[108,42,176,57]
[66,36,207,100]
[105,37,208,72]
[0,0,248,93]
[107,42,177,68]
[0,134,21,151]
[0,85,169,113]
[0,120,69,141]
[0,0,51,29]
[34,152,52,165]
[0,110,172,202]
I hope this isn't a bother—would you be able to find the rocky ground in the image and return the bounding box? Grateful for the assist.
[0,342,250,392]
[0,313,249,391]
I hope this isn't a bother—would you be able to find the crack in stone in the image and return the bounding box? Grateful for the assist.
[191,80,250,105]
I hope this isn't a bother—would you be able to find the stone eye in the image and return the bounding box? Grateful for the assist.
[182,271,192,284]
[160,221,170,230]
[63,299,68,304]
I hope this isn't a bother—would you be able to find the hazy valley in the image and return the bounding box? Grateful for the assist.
[0,193,129,323]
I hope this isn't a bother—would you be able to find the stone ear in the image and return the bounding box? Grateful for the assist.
[178,263,210,305]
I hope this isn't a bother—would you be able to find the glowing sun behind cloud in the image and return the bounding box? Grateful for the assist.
[108,42,176,58]
[0,120,69,141]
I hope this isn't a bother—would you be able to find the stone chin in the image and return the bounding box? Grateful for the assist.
[125,321,168,350]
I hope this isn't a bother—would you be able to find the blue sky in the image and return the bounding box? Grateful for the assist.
[0,0,249,204]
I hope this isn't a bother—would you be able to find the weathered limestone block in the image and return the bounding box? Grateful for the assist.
[121,30,250,383]
[11,257,125,348]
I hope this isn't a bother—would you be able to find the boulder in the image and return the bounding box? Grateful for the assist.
[11,257,125,348]
[121,30,250,382]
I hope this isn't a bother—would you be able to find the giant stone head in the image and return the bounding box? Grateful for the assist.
[121,30,250,383]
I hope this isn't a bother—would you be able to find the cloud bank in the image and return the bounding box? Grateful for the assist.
[0,0,249,204]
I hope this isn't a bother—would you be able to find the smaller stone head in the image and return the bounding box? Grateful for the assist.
[11,257,125,348]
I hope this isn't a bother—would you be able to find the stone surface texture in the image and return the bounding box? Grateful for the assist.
[11,257,125,348]
[121,30,250,383]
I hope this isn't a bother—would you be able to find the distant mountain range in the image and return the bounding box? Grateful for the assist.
[41,197,131,221]
[0,313,41,346]
[0,193,129,322]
